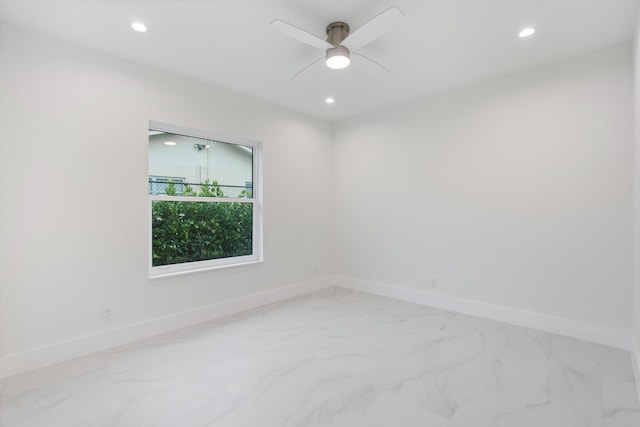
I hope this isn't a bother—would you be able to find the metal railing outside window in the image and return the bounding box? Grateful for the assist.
[149,178,252,198]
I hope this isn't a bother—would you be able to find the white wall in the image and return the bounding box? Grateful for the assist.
[0,24,333,372]
[634,11,640,367]
[334,44,634,330]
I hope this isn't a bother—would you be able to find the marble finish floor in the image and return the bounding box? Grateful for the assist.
[1,287,640,426]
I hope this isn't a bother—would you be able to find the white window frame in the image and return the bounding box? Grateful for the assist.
[148,121,263,278]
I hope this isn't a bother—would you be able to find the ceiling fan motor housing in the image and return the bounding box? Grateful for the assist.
[326,22,350,46]
[325,22,351,69]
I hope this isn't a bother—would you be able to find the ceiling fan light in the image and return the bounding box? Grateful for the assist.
[326,46,351,69]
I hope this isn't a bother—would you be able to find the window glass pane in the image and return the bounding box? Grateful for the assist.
[152,200,253,267]
[149,132,253,198]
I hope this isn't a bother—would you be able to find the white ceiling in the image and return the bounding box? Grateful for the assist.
[0,0,638,121]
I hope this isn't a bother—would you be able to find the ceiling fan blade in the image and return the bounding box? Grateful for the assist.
[341,6,405,51]
[352,52,390,72]
[270,19,333,51]
[290,57,325,80]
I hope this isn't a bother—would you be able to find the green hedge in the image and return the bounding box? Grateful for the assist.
[151,180,253,266]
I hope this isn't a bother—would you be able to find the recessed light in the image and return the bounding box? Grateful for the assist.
[164,141,176,146]
[325,97,335,104]
[518,27,535,38]
[131,22,148,33]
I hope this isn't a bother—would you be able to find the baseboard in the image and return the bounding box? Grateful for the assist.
[335,275,632,350]
[2,275,633,379]
[1,276,333,379]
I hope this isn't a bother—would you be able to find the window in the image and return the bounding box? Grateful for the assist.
[148,121,262,277]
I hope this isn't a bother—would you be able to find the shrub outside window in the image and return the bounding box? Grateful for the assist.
[148,121,262,278]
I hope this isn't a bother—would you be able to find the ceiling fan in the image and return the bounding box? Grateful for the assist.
[270,6,405,80]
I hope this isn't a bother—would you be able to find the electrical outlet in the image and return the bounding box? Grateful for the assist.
[430,278,438,289]
[101,308,112,322]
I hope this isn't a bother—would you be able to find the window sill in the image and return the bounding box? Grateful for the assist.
[149,259,263,280]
